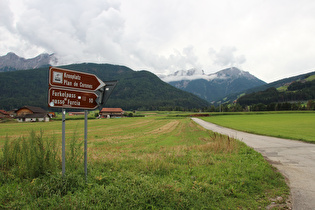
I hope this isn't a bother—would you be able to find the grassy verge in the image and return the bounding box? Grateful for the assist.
[0,116,289,209]
[200,112,315,143]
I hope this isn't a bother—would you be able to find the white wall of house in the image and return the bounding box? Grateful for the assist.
[16,117,49,122]
[16,118,23,122]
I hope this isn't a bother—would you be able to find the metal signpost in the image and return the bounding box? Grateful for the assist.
[48,66,117,180]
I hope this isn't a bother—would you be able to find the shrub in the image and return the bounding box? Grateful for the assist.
[0,130,60,179]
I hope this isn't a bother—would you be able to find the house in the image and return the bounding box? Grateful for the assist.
[15,106,50,122]
[100,108,124,118]
[7,109,17,118]
[0,110,10,118]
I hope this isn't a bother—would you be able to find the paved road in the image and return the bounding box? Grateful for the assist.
[192,118,315,210]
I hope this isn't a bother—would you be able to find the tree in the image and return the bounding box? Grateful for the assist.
[307,100,315,110]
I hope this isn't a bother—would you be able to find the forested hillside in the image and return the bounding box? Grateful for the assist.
[236,76,315,110]
[219,71,315,105]
[0,63,209,111]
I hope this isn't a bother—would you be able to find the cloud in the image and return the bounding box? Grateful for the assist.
[133,46,201,74]
[0,0,14,31]
[7,0,124,63]
[209,46,246,68]
[1,0,315,82]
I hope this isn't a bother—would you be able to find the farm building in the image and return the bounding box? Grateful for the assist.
[7,109,17,118]
[0,110,10,118]
[100,108,124,118]
[15,106,50,122]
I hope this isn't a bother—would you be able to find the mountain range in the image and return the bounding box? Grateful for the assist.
[163,67,266,102]
[0,63,209,111]
[0,53,267,104]
[0,52,57,72]
[1,52,313,111]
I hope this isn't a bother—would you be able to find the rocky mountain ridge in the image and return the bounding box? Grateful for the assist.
[165,67,266,102]
[161,67,260,83]
[0,52,58,72]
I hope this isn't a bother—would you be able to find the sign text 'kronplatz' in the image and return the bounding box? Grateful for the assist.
[49,66,105,92]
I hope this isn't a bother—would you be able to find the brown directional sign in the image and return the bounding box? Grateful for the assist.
[49,66,105,91]
[48,87,98,110]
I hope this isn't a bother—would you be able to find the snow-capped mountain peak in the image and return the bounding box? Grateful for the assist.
[163,67,266,102]
[211,67,255,81]
[160,68,210,82]
[160,67,252,82]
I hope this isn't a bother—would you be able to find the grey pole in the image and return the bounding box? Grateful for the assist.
[62,108,66,177]
[84,110,88,181]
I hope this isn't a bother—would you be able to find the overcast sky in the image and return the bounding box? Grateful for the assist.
[1,0,315,83]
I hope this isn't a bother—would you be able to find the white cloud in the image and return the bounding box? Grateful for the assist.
[1,0,315,82]
[0,0,14,31]
[209,46,246,68]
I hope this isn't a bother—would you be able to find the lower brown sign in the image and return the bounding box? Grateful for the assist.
[48,87,98,109]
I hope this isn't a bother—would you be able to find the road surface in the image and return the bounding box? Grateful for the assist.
[192,118,315,210]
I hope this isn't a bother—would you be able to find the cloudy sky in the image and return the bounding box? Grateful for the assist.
[1,0,315,83]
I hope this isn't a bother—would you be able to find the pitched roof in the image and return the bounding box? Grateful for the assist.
[100,108,124,113]
[0,110,9,115]
[18,106,47,113]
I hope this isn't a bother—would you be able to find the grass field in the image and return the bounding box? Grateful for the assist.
[201,112,315,143]
[0,115,289,209]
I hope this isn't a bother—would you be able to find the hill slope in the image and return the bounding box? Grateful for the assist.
[220,71,315,105]
[165,67,266,102]
[0,63,209,111]
[237,73,315,106]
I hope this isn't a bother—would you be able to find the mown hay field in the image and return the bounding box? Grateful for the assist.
[0,115,289,209]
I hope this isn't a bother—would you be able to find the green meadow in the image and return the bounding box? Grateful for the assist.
[0,114,289,209]
[200,112,315,143]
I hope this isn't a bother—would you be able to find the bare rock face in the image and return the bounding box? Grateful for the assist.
[0,52,58,72]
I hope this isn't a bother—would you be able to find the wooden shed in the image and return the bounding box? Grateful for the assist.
[100,108,124,118]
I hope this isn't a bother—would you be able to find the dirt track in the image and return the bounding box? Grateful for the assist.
[192,118,315,210]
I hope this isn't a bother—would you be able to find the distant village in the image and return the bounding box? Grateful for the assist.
[0,106,125,122]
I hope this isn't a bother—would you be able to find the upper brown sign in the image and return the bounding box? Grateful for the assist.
[49,67,105,91]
